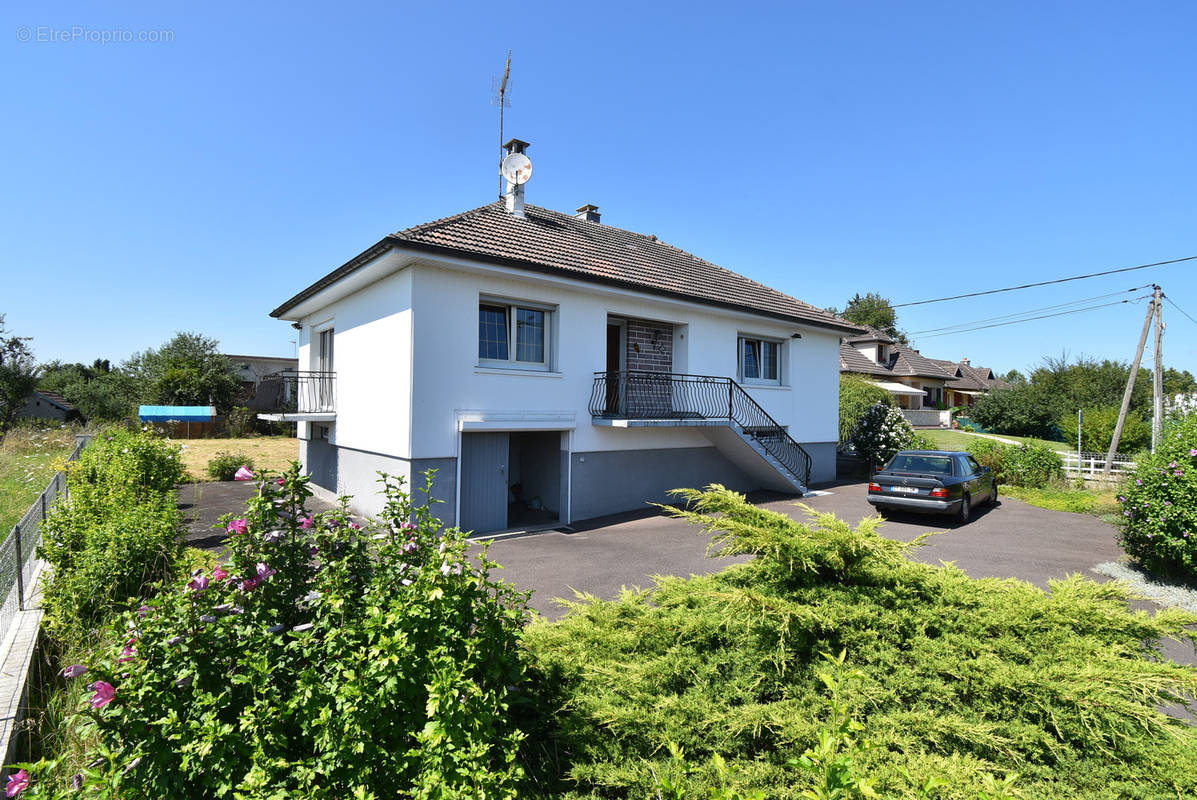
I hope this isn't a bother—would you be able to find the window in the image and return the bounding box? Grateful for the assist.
[479,300,552,368]
[739,336,780,383]
[317,328,334,372]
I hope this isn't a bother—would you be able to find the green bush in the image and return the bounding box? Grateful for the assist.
[1055,405,1151,454]
[205,450,254,481]
[41,496,181,643]
[839,375,894,444]
[966,439,1062,488]
[849,402,918,469]
[1116,414,1197,581]
[24,469,530,798]
[39,427,185,649]
[969,384,1060,440]
[63,427,184,514]
[520,487,1197,798]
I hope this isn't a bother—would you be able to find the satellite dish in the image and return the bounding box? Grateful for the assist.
[500,152,533,185]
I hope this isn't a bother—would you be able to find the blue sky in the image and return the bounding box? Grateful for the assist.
[3,1,1195,377]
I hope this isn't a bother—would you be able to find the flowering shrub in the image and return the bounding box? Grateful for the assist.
[838,376,894,444]
[1117,415,1197,581]
[19,468,529,798]
[848,402,919,468]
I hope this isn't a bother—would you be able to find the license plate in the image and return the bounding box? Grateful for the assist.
[887,486,919,494]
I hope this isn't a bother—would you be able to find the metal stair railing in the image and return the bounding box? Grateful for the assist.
[589,370,812,487]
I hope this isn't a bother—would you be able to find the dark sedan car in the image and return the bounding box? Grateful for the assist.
[866,450,997,522]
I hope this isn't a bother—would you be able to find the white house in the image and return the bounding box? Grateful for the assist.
[264,140,861,534]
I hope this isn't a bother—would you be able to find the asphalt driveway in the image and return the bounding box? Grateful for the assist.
[482,482,1128,618]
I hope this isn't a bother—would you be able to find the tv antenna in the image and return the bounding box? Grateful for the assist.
[491,50,513,200]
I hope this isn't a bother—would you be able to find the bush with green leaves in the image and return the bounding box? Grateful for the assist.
[1056,405,1151,455]
[20,468,530,798]
[520,486,1197,799]
[848,402,919,468]
[966,439,1062,488]
[41,496,181,644]
[39,428,186,648]
[1116,414,1197,581]
[204,450,254,481]
[838,375,894,444]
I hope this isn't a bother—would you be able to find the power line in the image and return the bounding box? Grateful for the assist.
[1163,295,1197,328]
[892,255,1197,308]
[908,286,1150,336]
[914,297,1147,339]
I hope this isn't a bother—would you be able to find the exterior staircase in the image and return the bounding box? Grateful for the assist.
[589,370,812,494]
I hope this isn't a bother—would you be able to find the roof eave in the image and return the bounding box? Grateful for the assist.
[269,237,397,319]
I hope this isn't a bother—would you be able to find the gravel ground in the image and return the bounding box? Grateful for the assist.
[1093,560,1197,613]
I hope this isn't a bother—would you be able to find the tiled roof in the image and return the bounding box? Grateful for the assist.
[844,325,896,345]
[272,202,863,334]
[36,390,75,411]
[839,344,892,376]
[889,345,954,380]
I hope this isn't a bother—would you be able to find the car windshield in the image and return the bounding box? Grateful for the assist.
[884,454,954,475]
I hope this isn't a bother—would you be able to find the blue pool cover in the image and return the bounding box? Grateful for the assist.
[138,405,217,422]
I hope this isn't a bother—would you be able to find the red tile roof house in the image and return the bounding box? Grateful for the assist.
[263,140,863,535]
[840,327,1007,428]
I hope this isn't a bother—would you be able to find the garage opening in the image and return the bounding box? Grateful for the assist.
[507,431,560,529]
[459,430,566,535]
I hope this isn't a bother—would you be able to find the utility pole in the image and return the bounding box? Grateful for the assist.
[1103,289,1157,477]
[1152,284,1165,451]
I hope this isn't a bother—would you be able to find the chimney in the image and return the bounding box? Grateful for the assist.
[575,204,601,223]
[961,356,970,365]
[503,138,530,217]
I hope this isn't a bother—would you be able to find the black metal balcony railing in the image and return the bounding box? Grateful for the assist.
[253,371,336,414]
[589,370,812,487]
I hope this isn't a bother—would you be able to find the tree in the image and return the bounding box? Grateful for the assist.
[123,332,241,412]
[38,359,136,421]
[999,369,1025,385]
[829,292,907,342]
[0,314,37,439]
[839,374,894,443]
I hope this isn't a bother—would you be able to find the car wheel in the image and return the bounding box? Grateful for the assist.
[989,481,998,506]
[957,493,971,523]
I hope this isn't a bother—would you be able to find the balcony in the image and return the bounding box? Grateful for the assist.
[589,370,812,490]
[254,371,336,422]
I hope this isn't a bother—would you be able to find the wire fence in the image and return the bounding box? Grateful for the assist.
[0,436,88,643]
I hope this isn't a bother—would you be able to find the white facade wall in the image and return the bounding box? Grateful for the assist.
[408,261,839,460]
[296,268,414,460]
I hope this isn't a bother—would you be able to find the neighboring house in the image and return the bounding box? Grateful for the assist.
[225,354,299,388]
[224,354,299,411]
[262,139,862,534]
[839,327,1007,426]
[927,358,1009,409]
[18,390,80,423]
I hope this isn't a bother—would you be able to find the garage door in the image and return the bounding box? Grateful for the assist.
[459,432,509,534]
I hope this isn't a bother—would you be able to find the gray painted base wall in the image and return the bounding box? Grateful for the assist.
[299,439,835,528]
[570,446,757,521]
[299,440,455,522]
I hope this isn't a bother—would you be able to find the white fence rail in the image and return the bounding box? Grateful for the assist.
[1060,451,1136,479]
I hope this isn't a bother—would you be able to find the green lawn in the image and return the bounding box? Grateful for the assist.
[0,425,77,532]
[920,428,1067,452]
[178,436,300,482]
